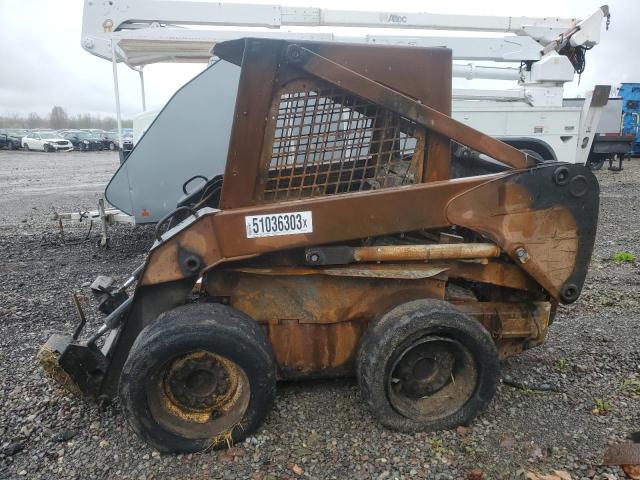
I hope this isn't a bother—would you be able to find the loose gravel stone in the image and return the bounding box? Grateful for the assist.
[0,151,639,479]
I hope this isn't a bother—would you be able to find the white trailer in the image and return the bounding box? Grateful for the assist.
[72,1,612,228]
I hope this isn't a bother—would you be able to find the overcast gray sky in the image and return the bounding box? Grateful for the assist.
[0,0,637,119]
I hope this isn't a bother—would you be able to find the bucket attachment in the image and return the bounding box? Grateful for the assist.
[38,334,108,398]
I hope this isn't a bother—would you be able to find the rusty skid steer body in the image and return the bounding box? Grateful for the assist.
[39,38,598,453]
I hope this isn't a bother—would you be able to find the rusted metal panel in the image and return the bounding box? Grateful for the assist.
[204,268,550,376]
[304,42,453,182]
[215,38,454,209]
[266,321,366,379]
[205,269,446,325]
[205,268,445,378]
[213,261,535,291]
[447,260,540,292]
[309,42,452,116]
[446,164,599,302]
[139,172,499,286]
[452,301,550,342]
[434,300,550,358]
[291,44,530,170]
[218,39,280,210]
[140,162,596,306]
[425,132,452,181]
[224,264,451,280]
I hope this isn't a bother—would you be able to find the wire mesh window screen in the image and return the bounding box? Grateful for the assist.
[262,85,423,202]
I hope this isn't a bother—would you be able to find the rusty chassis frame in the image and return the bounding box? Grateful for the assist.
[40,38,598,404]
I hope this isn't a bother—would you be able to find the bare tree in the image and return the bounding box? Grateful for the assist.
[26,112,43,129]
[0,110,132,129]
[49,106,69,129]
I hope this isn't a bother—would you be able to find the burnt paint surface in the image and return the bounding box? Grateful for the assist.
[447,163,599,302]
[215,38,454,209]
[139,163,595,306]
[87,39,596,398]
[204,269,550,378]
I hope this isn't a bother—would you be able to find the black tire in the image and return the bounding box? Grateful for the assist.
[109,142,116,151]
[7,141,14,150]
[588,157,605,171]
[501,139,556,162]
[119,302,277,453]
[356,299,500,433]
[23,143,29,151]
[44,144,52,152]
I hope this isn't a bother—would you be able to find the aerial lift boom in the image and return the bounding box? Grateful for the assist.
[82,1,610,106]
[66,1,612,230]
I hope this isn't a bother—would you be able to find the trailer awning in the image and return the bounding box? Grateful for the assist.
[112,29,335,67]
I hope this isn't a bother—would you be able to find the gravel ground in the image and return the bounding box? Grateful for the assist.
[0,150,639,479]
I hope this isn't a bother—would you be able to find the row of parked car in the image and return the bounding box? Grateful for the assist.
[0,128,134,152]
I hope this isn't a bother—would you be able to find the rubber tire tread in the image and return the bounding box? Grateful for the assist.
[356,299,500,432]
[588,157,605,171]
[119,302,277,453]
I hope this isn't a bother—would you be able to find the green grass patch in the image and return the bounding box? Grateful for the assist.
[555,357,569,371]
[593,398,613,414]
[613,251,636,262]
[621,378,640,397]
[428,437,447,454]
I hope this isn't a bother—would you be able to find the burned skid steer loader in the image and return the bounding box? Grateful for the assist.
[39,38,598,453]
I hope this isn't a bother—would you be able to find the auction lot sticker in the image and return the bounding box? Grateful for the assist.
[245,211,313,238]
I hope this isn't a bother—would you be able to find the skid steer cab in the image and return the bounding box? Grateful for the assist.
[39,38,599,453]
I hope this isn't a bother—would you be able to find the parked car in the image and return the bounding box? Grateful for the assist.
[85,132,106,150]
[104,130,134,151]
[109,128,133,135]
[122,133,134,151]
[0,130,8,149]
[108,128,133,137]
[94,132,119,150]
[21,132,73,152]
[0,129,29,149]
[62,131,101,151]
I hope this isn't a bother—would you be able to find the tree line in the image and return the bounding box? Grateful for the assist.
[0,106,133,130]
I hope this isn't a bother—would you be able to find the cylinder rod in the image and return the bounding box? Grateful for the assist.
[352,243,501,263]
[452,63,520,81]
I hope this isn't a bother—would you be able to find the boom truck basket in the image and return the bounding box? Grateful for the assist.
[39,38,599,453]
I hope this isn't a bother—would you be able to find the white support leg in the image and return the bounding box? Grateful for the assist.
[111,41,124,153]
[98,198,110,248]
[138,67,146,111]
